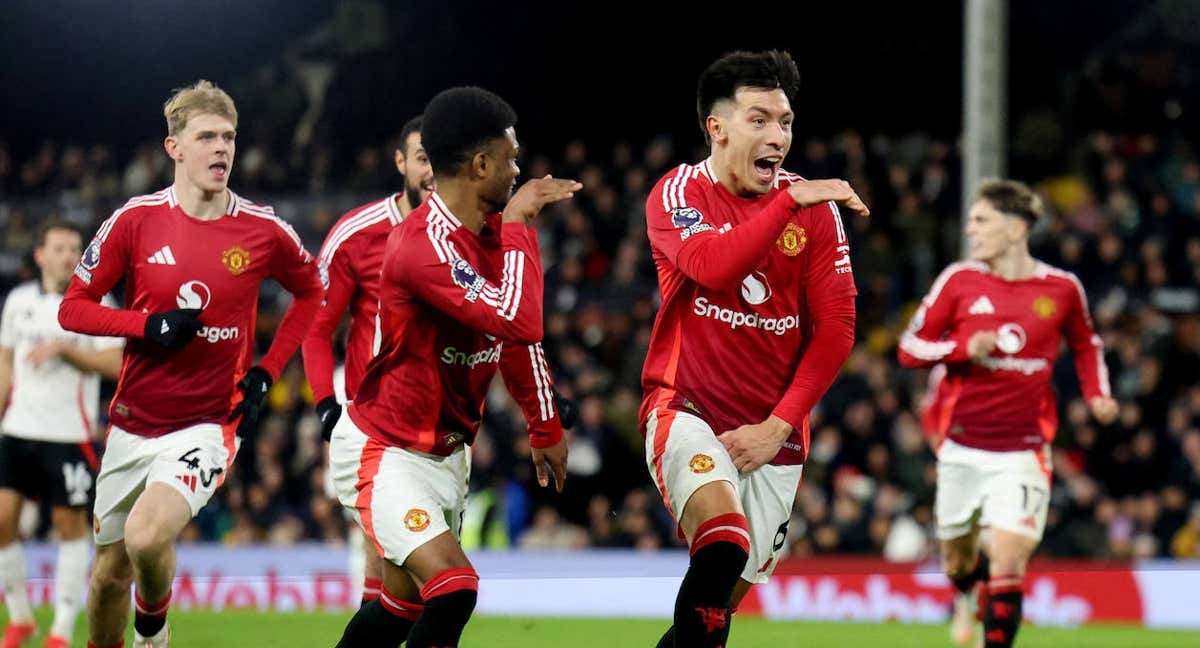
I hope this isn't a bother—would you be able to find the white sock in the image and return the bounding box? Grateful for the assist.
[0,541,34,624]
[50,538,90,639]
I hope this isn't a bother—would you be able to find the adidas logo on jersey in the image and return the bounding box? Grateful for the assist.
[147,246,177,265]
[968,296,995,315]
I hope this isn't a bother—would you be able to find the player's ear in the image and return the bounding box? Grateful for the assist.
[394,147,406,176]
[705,114,726,145]
[164,136,182,162]
[470,150,490,180]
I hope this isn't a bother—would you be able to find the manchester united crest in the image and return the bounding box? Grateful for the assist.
[1032,296,1056,319]
[222,246,251,276]
[404,508,431,532]
[777,223,807,256]
[689,453,716,474]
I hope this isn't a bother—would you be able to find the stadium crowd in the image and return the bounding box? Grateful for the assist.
[1,119,1198,564]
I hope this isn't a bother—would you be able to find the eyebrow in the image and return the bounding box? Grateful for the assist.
[746,105,793,119]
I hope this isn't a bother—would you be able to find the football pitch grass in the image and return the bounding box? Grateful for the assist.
[6,608,1200,647]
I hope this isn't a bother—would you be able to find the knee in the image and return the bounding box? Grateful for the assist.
[51,509,89,541]
[123,521,172,563]
[92,548,134,594]
[988,551,1028,579]
[943,554,975,581]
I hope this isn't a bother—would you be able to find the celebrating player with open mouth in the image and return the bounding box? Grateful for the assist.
[58,80,323,648]
[640,50,869,647]
[899,179,1118,648]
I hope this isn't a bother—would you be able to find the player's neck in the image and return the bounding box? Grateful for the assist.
[173,178,230,222]
[40,275,67,295]
[435,182,486,234]
[710,149,755,197]
[394,193,412,219]
[988,247,1037,281]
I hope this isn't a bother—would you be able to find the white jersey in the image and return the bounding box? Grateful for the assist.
[0,281,123,443]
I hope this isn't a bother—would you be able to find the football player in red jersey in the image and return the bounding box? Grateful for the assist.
[57,81,322,648]
[640,50,868,648]
[302,115,433,612]
[899,179,1118,648]
[327,87,577,648]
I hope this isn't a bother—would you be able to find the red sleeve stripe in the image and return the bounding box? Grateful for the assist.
[528,343,554,421]
[318,201,390,266]
[95,189,170,242]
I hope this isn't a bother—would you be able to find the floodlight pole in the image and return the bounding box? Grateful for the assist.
[962,0,1007,254]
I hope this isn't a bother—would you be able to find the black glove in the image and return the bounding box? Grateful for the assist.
[229,366,272,438]
[144,308,203,350]
[316,396,342,441]
[553,389,578,429]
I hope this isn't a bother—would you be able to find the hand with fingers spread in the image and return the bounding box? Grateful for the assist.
[786,178,870,217]
[531,438,568,493]
[503,175,583,224]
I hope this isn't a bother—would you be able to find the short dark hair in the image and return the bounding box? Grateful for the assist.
[422,87,516,176]
[696,50,801,139]
[35,219,83,249]
[976,178,1043,226]
[396,115,423,156]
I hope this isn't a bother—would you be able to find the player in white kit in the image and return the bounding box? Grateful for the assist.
[0,221,123,648]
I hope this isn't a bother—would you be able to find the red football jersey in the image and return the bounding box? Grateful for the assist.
[59,186,323,438]
[898,260,1111,451]
[640,159,858,465]
[347,192,563,455]
[302,194,403,403]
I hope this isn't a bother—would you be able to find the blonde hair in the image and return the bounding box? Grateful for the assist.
[163,80,238,136]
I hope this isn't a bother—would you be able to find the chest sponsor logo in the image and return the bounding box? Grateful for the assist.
[968,296,995,315]
[777,223,807,256]
[978,322,1048,375]
[692,297,800,336]
[441,344,502,368]
[450,258,487,303]
[177,281,212,310]
[222,246,251,276]
[740,271,773,305]
[995,323,1027,354]
[1033,296,1057,319]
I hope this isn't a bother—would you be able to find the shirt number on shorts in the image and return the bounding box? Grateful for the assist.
[62,462,92,506]
[1020,484,1048,516]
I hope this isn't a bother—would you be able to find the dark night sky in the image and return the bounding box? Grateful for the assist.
[0,0,1157,161]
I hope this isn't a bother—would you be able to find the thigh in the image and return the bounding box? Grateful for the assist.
[35,440,97,510]
[739,463,803,584]
[146,423,232,518]
[979,447,1052,542]
[0,486,23,543]
[934,440,984,541]
[0,435,36,498]
[93,427,156,546]
[644,408,740,525]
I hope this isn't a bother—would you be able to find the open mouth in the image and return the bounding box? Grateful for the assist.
[753,156,781,183]
[420,179,435,193]
[209,161,229,180]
